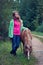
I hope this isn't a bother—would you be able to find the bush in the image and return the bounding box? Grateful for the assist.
[0,21,8,41]
[36,22,43,32]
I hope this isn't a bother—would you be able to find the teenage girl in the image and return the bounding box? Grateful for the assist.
[9,11,23,55]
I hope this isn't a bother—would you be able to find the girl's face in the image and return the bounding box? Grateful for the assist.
[15,12,20,19]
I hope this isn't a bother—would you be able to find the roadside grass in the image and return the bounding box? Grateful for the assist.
[0,41,37,65]
[32,31,43,42]
[36,37,43,42]
[32,31,43,36]
[33,36,43,42]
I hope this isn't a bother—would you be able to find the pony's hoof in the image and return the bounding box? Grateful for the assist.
[28,56,30,60]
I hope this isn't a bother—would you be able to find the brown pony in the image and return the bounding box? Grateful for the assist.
[20,28,32,60]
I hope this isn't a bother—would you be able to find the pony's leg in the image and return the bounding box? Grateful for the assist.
[30,46,32,55]
[28,51,30,60]
[23,44,25,54]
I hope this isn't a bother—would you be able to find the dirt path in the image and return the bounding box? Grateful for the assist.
[32,37,43,65]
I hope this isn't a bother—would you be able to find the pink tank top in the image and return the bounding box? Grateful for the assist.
[13,19,21,35]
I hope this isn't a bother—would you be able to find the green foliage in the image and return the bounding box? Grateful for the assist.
[19,0,39,30]
[36,23,43,32]
[32,31,43,36]
[0,0,19,39]
[0,0,43,39]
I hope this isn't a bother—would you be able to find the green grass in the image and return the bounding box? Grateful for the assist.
[32,31,43,36]
[32,31,43,42]
[33,36,43,42]
[36,37,43,42]
[0,41,37,65]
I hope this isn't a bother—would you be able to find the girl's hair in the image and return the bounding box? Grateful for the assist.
[12,10,19,17]
[12,10,21,22]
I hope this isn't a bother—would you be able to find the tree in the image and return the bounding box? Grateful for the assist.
[0,0,21,40]
[19,0,39,30]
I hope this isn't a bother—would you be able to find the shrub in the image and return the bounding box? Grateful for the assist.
[36,22,43,32]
